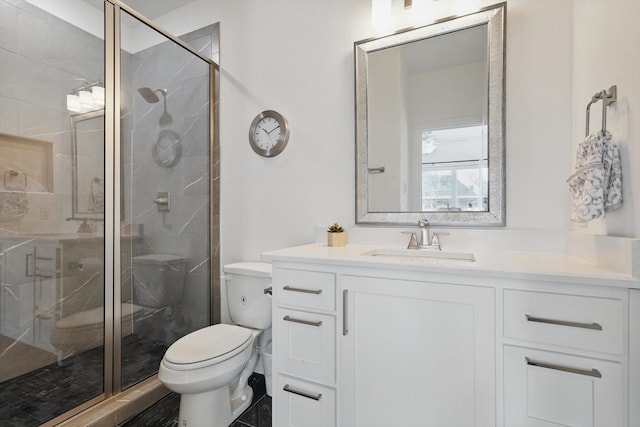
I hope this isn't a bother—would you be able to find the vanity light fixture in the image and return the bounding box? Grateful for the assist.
[66,94,82,113]
[78,90,93,108]
[92,86,105,107]
[66,81,104,113]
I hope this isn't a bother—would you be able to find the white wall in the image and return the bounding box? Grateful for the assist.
[572,1,640,237]
[152,0,640,274]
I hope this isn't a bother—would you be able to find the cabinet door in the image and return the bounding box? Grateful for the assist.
[504,346,623,427]
[274,307,336,383]
[274,374,336,427]
[340,275,495,427]
[1,243,35,343]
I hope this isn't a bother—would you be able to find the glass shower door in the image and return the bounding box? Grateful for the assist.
[119,9,212,389]
[0,1,106,424]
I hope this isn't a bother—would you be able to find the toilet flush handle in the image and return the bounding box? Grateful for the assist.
[264,286,272,295]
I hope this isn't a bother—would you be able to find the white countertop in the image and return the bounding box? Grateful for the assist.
[262,243,640,289]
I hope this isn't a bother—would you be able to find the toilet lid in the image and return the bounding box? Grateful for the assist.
[55,303,143,329]
[164,324,252,365]
[132,254,187,265]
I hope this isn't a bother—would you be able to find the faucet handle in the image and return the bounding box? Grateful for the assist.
[430,232,449,249]
[401,231,419,249]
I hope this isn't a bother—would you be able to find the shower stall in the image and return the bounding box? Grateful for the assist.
[0,1,219,425]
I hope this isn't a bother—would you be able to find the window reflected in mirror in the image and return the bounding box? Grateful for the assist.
[356,3,505,225]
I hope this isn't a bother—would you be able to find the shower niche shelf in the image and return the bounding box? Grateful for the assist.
[0,133,54,194]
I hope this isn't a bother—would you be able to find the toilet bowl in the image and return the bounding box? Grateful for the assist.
[50,302,144,360]
[158,261,272,427]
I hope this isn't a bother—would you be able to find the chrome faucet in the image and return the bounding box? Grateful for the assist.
[403,219,448,251]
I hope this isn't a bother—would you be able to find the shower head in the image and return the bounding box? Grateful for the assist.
[137,87,167,103]
[138,87,172,125]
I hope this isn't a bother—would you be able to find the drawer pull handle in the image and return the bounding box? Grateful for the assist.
[526,357,602,378]
[343,289,349,336]
[525,314,603,331]
[283,315,322,327]
[283,285,323,295]
[283,384,323,401]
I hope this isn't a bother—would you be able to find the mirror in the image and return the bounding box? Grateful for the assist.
[355,3,505,226]
[71,110,104,219]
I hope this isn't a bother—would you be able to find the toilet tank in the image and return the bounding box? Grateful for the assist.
[224,262,272,330]
[132,254,187,308]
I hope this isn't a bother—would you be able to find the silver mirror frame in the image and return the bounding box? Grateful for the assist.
[355,3,506,226]
[71,109,105,220]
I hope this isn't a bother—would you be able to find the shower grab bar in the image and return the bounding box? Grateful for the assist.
[585,85,617,137]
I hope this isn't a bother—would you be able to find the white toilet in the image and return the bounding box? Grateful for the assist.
[50,253,187,359]
[158,261,272,427]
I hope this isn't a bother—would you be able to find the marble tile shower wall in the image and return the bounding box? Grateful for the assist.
[124,35,212,333]
[0,0,104,235]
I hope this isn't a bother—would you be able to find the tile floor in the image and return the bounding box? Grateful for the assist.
[121,374,272,427]
[0,334,166,426]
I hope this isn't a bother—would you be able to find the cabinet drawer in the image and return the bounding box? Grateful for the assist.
[504,345,623,427]
[275,307,335,383]
[274,375,336,427]
[504,289,624,354]
[275,268,335,311]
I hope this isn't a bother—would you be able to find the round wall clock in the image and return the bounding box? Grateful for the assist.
[152,129,181,168]
[248,110,290,157]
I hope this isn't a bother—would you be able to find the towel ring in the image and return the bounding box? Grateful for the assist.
[585,85,617,137]
[3,169,27,190]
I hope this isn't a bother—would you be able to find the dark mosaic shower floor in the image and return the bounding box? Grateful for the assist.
[122,374,272,427]
[0,334,167,426]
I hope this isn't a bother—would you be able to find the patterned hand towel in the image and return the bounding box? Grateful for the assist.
[567,130,622,222]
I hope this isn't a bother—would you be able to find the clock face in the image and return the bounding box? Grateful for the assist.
[249,110,289,157]
[253,116,281,151]
[152,130,181,168]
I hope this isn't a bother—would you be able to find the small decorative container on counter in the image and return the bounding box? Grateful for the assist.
[327,223,346,247]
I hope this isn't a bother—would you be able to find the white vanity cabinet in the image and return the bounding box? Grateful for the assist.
[502,287,627,427]
[339,274,495,427]
[0,239,62,351]
[272,266,338,427]
[272,263,496,427]
[266,244,639,427]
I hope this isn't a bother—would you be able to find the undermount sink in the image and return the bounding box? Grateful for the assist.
[362,248,476,262]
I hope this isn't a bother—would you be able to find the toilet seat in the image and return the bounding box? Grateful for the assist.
[163,324,253,371]
[55,303,143,330]
[51,303,144,357]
